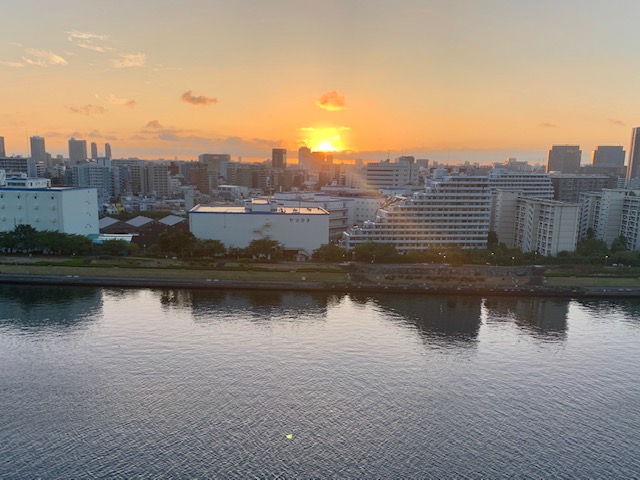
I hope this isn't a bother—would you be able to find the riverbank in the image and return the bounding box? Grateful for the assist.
[2,256,640,298]
[1,271,640,298]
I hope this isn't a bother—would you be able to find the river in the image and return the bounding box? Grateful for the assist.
[1,285,639,478]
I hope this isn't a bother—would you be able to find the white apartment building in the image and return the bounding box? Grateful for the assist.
[189,199,329,253]
[579,189,640,250]
[340,176,492,252]
[488,170,554,198]
[0,174,99,235]
[361,159,420,190]
[511,197,580,256]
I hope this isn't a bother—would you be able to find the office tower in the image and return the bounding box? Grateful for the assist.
[627,127,640,182]
[68,138,87,164]
[199,153,230,190]
[272,148,287,169]
[0,136,5,157]
[105,143,112,159]
[546,145,581,173]
[30,136,48,167]
[90,142,98,160]
[591,146,625,167]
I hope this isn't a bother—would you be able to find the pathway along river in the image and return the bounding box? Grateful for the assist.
[1,284,639,478]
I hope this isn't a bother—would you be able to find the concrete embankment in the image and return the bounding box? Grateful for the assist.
[2,273,640,298]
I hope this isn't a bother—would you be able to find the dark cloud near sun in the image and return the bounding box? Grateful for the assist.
[315,90,346,111]
[181,90,218,106]
[539,122,557,128]
[67,104,106,115]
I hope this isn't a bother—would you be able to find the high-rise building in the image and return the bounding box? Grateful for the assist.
[591,146,625,167]
[547,145,582,173]
[0,136,5,157]
[626,127,640,182]
[105,143,112,159]
[30,136,47,167]
[272,148,287,169]
[68,138,87,164]
[90,142,98,160]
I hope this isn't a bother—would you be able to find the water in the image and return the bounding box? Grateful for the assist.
[1,285,640,478]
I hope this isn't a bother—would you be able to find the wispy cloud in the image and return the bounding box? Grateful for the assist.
[608,118,625,126]
[315,90,346,111]
[107,94,137,107]
[66,30,114,53]
[68,104,107,115]
[145,120,163,128]
[181,90,218,106]
[0,61,24,68]
[110,53,146,68]
[22,48,67,67]
[539,122,557,128]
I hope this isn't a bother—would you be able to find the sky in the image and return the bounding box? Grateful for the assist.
[1,0,640,165]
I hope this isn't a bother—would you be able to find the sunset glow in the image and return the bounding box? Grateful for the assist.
[0,1,638,164]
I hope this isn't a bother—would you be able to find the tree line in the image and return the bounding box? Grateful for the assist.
[2,225,640,266]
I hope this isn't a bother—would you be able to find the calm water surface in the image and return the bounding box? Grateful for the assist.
[1,285,639,478]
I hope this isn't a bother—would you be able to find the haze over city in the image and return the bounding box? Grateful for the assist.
[2,0,640,164]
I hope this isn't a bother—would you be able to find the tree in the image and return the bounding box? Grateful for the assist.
[313,244,347,262]
[487,231,499,251]
[611,235,628,253]
[193,239,226,257]
[353,242,399,263]
[99,239,130,256]
[158,230,198,257]
[576,238,608,257]
[245,238,283,260]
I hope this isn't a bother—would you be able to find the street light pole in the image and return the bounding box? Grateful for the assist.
[605,255,609,267]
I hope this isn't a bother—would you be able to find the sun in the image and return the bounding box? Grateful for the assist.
[316,140,336,152]
[300,126,349,152]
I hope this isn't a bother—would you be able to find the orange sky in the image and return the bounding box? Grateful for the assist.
[1,1,639,165]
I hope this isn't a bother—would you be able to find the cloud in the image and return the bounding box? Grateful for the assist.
[22,48,67,67]
[68,104,107,115]
[0,60,24,68]
[66,31,115,53]
[608,118,625,126]
[181,90,218,106]
[110,53,146,68]
[145,120,163,128]
[315,90,346,111]
[67,31,109,42]
[107,94,137,107]
[539,122,557,128]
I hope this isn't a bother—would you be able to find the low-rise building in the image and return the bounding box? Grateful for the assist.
[189,198,329,253]
[0,174,98,235]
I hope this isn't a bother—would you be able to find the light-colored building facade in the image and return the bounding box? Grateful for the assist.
[579,188,640,250]
[361,158,420,190]
[340,176,492,252]
[72,162,114,205]
[512,197,580,256]
[0,157,37,177]
[269,192,353,240]
[0,176,98,235]
[189,199,329,253]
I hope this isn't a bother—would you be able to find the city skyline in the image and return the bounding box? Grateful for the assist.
[2,1,640,163]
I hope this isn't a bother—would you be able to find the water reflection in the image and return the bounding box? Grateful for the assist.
[353,294,482,345]
[575,299,640,327]
[0,285,102,331]
[483,296,568,340]
[156,289,335,323]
